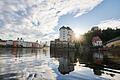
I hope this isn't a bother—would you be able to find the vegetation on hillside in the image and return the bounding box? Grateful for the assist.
[78,27,120,46]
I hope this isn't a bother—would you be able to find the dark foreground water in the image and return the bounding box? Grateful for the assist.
[0,48,120,80]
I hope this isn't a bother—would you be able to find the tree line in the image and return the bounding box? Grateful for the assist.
[83,27,120,46]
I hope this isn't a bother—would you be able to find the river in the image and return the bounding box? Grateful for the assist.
[0,47,120,80]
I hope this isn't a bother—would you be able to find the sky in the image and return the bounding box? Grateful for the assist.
[0,0,120,42]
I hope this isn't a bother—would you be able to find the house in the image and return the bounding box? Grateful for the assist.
[0,38,42,48]
[32,42,39,48]
[17,38,24,47]
[6,40,13,45]
[6,40,13,47]
[0,40,6,47]
[13,41,18,47]
[92,36,102,47]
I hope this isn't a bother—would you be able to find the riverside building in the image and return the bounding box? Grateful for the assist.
[59,26,74,42]
[50,26,75,49]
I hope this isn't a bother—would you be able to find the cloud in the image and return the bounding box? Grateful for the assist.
[0,0,103,41]
[96,19,120,29]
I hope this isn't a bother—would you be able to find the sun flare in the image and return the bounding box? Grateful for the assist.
[75,33,80,39]
[73,28,81,39]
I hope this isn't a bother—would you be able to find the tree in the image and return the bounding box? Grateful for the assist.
[82,27,120,46]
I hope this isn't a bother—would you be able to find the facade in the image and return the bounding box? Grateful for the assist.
[92,36,102,47]
[13,41,18,47]
[32,42,40,48]
[50,46,75,74]
[0,40,6,47]
[17,38,24,47]
[50,26,75,49]
[50,39,75,48]
[0,38,42,48]
[6,40,13,46]
[22,41,32,48]
[59,26,74,42]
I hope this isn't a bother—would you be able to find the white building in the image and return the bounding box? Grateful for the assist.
[59,26,74,42]
[92,36,102,46]
[6,40,13,45]
[0,40,6,46]
[22,41,32,47]
[17,38,24,46]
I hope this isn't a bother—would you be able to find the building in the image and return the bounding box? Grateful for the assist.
[0,40,6,47]
[15,38,41,48]
[50,38,75,48]
[50,46,75,75]
[17,38,24,47]
[32,42,40,48]
[92,36,102,47]
[0,38,42,48]
[13,41,18,47]
[59,26,74,42]
[6,40,13,47]
[50,26,75,49]
[22,41,32,48]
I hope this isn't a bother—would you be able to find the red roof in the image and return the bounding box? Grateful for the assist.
[92,36,102,42]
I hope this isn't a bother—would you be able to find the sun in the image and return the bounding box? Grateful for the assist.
[75,32,80,39]
[72,28,84,41]
[73,28,81,39]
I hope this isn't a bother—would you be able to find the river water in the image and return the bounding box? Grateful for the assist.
[0,47,120,80]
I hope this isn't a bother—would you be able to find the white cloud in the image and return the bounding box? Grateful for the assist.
[0,0,103,41]
[96,19,120,29]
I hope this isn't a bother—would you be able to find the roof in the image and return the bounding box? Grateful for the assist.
[92,36,102,42]
[59,26,66,30]
[59,26,72,30]
[66,27,72,30]
[0,39,6,42]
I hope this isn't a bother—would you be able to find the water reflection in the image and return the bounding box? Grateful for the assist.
[50,48,75,74]
[0,48,56,80]
[0,47,120,80]
[50,47,120,80]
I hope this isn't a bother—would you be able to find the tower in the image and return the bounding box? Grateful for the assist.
[59,26,74,42]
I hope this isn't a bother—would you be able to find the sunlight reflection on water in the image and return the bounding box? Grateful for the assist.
[0,48,120,80]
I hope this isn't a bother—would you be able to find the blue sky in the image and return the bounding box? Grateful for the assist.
[56,0,120,34]
[0,0,120,41]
